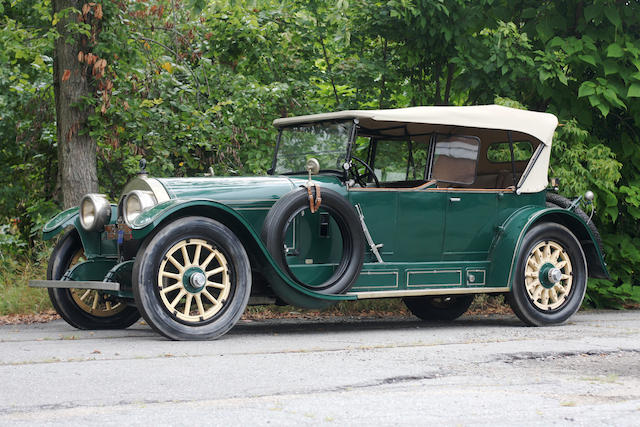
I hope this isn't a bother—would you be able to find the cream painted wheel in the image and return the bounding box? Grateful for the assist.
[70,287,128,317]
[524,241,573,311]
[157,239,231,323]
[508,222,587,326]
[133,216,251,340]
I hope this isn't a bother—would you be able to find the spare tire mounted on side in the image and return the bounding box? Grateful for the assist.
[262,187,365,295]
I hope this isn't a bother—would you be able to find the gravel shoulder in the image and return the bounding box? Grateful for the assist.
[1,310,639,425]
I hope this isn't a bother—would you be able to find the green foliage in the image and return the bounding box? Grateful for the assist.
[0,242,52,315]
[1,0,640,311]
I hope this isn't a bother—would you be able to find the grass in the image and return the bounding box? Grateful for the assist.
[0,243,53,315]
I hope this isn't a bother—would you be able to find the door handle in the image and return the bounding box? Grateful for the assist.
[449,197,461,202]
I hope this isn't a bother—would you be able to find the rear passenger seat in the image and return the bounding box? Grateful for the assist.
[442,172,521,189]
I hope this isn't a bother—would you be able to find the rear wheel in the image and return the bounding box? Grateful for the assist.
[403,295,474,321]
[133,217,251,340]
[508,222,587,326]
[47,229,140,330]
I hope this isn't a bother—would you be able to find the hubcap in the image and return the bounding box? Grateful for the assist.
[190,271,207,288]
[157,239,230,323]
[547,267,563,284]
[524,240,573,311]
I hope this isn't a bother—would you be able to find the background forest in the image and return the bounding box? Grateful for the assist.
[1,0,639,313]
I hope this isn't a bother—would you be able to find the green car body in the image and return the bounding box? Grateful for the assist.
[34,105,608,340]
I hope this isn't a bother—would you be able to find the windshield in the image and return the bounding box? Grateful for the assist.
[274,121,353,174]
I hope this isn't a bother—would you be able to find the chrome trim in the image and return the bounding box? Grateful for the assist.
[466,269,486,286]
[123,190,157,228]
[406,269,462,288]
[121,176,170,203]
[79,193,111,232]
[351,270,400,290]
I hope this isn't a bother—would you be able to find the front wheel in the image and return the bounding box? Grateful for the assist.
[133,217,251,340]
[508,222,587,326]
[47,229,140,330]
[403,295,474,321]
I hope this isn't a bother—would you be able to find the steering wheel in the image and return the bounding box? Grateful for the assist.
[350,156,380,188]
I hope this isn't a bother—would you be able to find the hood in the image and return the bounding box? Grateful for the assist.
[156,176,297,205]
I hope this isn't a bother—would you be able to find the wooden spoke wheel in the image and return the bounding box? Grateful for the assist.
[157,239,231,323]
[508,223,587,326]
[524,240,573,311]
[133,217,251,340]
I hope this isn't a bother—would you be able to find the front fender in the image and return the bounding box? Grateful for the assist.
[42,207,79,240]
[131,199,356,307]
[488,207,609,288]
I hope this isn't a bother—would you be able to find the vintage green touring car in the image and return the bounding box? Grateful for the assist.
[31,105,609,340]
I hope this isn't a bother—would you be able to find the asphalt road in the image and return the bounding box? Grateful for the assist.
[0,310,639,426]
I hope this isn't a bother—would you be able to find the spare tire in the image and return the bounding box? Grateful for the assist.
[262,186,365,295]
[545,192,603,252]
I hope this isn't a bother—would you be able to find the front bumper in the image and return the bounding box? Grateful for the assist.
[29,280,120,292]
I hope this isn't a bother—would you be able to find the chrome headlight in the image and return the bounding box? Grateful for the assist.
[123,190,157,227]
[79,194,111,232]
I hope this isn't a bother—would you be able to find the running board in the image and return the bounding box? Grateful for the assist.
[347,287,510,299]
[29,280,120,292]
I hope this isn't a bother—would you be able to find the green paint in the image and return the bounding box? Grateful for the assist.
[67,258,118,282]
[42,207,78,240]
[104,260,135,298]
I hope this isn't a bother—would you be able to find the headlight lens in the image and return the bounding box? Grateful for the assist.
[79,194,111,232]
[123,190,157,227]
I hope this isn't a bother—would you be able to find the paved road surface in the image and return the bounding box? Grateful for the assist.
[0,310,639,425]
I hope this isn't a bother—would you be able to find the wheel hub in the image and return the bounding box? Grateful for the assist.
[183,267,207,293]
[157,238,231,323]
[539,263,560,289]
[524,240,574,311]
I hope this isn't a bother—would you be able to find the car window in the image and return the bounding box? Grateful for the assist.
[431,135,480,185]
[370,139,429,182]
[275,122,352,174]
[487,141,533,163]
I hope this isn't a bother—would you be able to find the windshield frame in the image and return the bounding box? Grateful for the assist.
[268,119,357,176]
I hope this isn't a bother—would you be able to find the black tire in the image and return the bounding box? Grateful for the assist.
[545,192,603,252]
[47,229,140,330]
[261,187,365,295]
[508,222,587,326]
[133,216,251,340]
[403,295,474,321]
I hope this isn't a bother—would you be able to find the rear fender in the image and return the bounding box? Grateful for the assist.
[131,199,356,307]
[488,207,609,288]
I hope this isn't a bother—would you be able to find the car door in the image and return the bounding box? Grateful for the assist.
[348,138,446,263]
[429,135,498,260]
[442,190,499,260]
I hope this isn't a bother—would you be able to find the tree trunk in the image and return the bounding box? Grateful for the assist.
[53,0,98,209]
[443,62,455,105]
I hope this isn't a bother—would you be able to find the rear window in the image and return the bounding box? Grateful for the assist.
[487,141,533,163]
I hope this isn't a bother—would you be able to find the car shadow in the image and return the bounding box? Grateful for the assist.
[224,314,523,337]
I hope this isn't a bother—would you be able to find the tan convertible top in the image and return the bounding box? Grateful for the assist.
[273,105,558,146]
